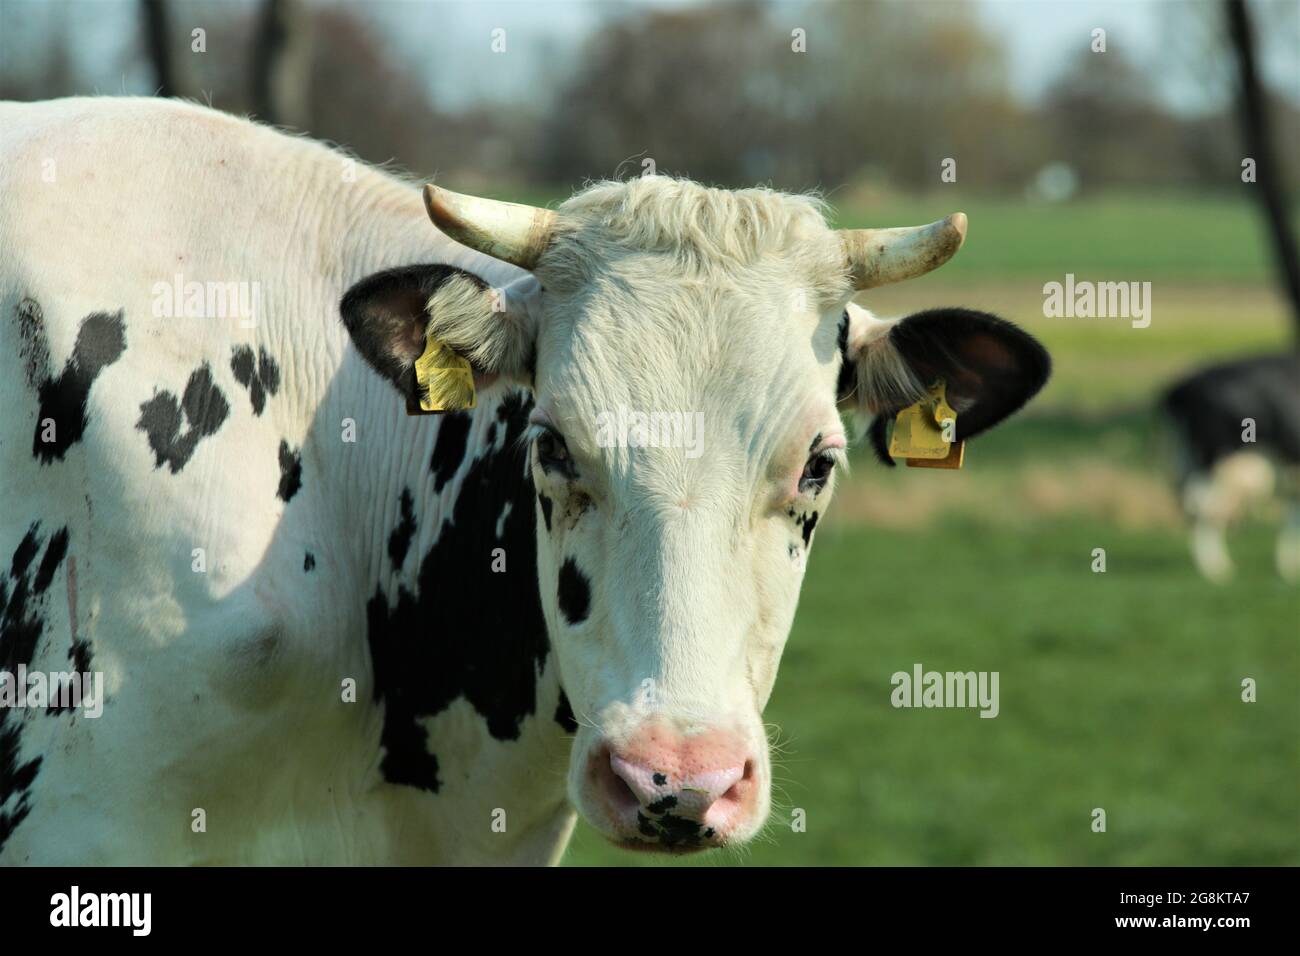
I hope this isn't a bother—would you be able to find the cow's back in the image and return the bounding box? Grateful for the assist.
[1163,353,1300,469]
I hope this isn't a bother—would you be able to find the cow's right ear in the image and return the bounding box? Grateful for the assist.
[340,265,539,401]
[839,302,1051,466]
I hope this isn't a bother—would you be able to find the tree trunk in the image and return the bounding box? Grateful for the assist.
[139,0,177,97]
[251,0,313,129]
[1225,0,1300,344]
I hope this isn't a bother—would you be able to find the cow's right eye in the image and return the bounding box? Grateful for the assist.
[535,428,570,469]
[799,451,835,493]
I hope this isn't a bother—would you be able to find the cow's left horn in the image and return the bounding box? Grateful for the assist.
[423,184,557,270]
[839,213,967,289]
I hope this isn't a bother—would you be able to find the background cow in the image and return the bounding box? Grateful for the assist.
[1162,353,1300,581]
[0,96,1047,864]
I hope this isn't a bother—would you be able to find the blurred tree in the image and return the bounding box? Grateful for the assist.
[1151,0,1298,195]
[540,0,1033,193]
[251,0,313,129]
[539,0,791,187]
[0,25,80,100]
[810,0,1035,193]
[140,0,183,96]
[1040,47,1189,191]
[1226,0,1300,336]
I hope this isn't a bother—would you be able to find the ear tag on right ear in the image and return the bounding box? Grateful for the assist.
[889,380,952,460]
[906,439,965,469]
[411,333,476,413]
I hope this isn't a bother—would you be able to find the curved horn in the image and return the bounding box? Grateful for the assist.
[423,184,556,270]
[840,213,967,290]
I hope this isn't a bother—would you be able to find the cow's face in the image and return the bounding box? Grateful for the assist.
[525,221,850,850]
[342,178,1050,852]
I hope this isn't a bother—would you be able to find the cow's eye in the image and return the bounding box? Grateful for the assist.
[535,428,570,468]
[800,452,835,492]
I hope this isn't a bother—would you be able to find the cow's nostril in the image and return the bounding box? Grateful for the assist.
[721,759,756,804]
[595,749,640,813]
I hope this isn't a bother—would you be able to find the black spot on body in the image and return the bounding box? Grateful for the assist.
[303,552,316,572]
[230,346,256,390]
[32,310,127,463]
[10,526,40,581]
[554,691,578,733]
[538,493,553,532]
[277,441,302,501]
[17,299,51,392]
[557,558,591,625]
[32,528,68,595]
[653,772,668,786]
[387,489,417,570]
[136,364,229,473]
[69,634,92,675]
[366,392,550,793]
[1,524,65,850]
[430,412,472,493]
[230,345,281,415]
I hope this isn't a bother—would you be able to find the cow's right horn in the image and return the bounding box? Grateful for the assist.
[423,184,557,270]
[839,213,967,289]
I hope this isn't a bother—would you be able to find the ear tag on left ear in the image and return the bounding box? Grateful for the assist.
[888,379,965,470]
[411,333,476,414]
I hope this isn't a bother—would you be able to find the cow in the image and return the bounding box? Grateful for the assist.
[0,96,1049,864]
[1162,353,1300,582]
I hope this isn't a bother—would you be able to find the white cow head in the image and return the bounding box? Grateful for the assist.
[341,177,1049,852]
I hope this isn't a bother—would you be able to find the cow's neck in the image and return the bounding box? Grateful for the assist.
[352,390,576,860]
[276,175,576,861]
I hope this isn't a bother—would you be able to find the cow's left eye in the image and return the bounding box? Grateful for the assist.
[800,452,835,492]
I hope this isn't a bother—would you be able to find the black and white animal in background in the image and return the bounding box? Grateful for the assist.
[1162,353,1300,581]
[0,97,1049,864]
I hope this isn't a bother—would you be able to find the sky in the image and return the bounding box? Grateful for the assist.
[1,0,1296,114]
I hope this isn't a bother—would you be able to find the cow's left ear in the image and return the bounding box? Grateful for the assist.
[839,304,1051,465]
[340,264,539,404]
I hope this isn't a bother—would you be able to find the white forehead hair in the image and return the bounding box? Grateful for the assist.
[520,179,851,499]
[538,176,850,304]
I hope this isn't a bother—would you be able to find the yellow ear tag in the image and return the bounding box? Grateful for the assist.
[410,333,476,414]
[888,379,965,470]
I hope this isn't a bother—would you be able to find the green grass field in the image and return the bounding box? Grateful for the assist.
[832,193,1300,284]
[549,191,1299,866]
[565,519,1299,866]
